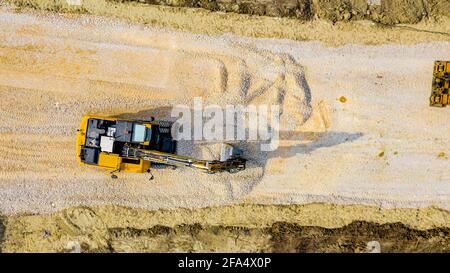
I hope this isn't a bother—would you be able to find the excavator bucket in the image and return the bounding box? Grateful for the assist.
[219,143,243,162]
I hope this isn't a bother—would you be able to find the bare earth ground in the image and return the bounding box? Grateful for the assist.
[0,2,449,252]
[4,0,450,46]
[0,6,448,216]
[1,205,449,252]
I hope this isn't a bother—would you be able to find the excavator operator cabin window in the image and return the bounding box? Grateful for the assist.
[145,127,152,142]
[132,124,146,142]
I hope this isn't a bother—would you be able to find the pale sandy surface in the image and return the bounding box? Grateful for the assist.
[0,7,448,215]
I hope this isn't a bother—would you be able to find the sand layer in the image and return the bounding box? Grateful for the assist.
[1,204,449,252]
[0,0,449,253]
[0,4,449,216]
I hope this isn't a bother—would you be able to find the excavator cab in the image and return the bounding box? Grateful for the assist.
[76,115,246,174]
[430,61,450,107]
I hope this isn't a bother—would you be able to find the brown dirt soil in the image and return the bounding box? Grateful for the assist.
[4,0,450,46]
[109,0,449,24]
[1,204,449,252]
[108,221,450,253]
[269,221,449,252]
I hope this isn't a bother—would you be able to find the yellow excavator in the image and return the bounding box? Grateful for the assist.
[76,115,246,176]
[430,61,449,107]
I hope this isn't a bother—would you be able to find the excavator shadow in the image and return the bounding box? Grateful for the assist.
[112,107,362,173]
[272,131,364,158]
[230,131,363,175]
[113,107,177,123]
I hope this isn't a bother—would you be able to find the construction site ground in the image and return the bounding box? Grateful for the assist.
[0,1,448,252]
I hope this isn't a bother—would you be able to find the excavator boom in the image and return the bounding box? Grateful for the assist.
[122,145,246,174]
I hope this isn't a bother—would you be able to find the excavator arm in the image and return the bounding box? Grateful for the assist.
[122,145,246,174]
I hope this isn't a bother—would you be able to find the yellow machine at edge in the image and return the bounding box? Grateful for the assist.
[430,61,450,107]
